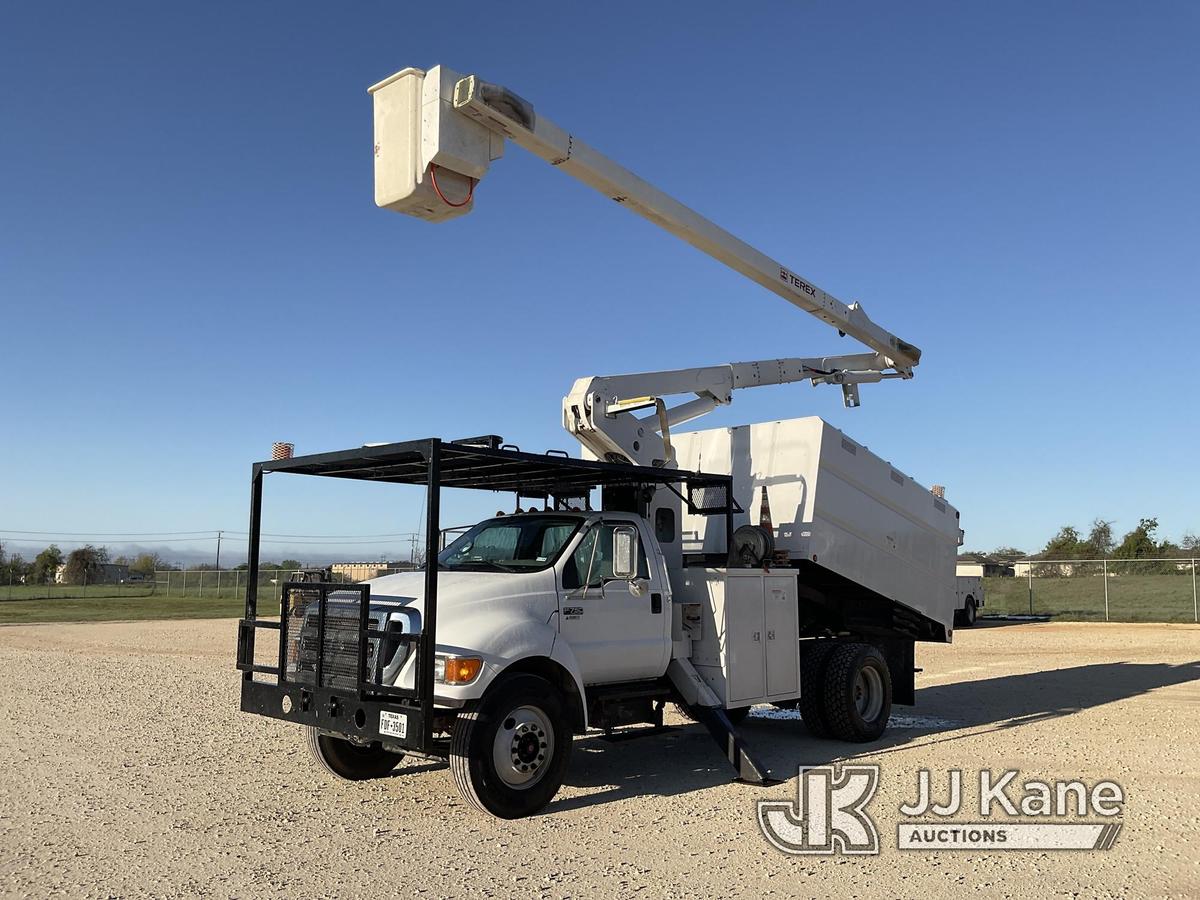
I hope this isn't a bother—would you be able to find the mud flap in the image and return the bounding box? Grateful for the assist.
[692,705,780,785]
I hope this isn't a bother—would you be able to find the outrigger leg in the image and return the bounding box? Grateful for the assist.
[667,659,779,785]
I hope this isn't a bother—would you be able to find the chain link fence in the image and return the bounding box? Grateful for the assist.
[6,559,1197,623]
[981,558,1198,622]
[2,568,414,604]
[3,572,157,602]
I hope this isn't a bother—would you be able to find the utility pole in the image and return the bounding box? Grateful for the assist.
[215,530,223,570]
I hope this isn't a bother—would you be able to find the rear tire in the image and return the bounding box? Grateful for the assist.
[450,674,572,819]
[797,641,836,738]
[821,643,892,742]
[963,597,978,626]
[305,726,403,780]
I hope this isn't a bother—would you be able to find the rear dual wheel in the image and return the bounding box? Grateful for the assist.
[780,641,892,742]
[781,641,836,738]
[820,642,892,742]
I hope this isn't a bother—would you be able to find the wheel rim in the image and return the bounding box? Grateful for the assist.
[492,704,554,790]
[854,665,884,722]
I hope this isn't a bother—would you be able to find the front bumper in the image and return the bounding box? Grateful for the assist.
[237,582,445,755]
[240,679,449,754]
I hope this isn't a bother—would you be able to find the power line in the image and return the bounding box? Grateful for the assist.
[0,529,219,537]
[244,531,419,539]
[257,538,411,546]
[0,529,421,540]
[0,536,221,545]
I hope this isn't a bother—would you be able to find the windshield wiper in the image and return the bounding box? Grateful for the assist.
[445,559,518,573]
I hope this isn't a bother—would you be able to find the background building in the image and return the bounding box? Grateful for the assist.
[329,561,413,582]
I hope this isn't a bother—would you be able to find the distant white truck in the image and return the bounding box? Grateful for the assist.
[954,575,984,626]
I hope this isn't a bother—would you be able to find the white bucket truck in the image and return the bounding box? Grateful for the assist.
[236,66,963,818]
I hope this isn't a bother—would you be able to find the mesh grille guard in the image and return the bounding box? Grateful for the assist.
[683,477,738,516]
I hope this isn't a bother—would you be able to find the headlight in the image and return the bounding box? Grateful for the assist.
[434,655,483,685]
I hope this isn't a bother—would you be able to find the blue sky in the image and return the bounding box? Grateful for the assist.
[1,2,1197,564]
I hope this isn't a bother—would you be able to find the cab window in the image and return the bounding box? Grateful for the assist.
[562,523,650,589]
[439,515,580,572]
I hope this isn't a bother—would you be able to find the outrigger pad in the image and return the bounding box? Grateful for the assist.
[693,707,781,786]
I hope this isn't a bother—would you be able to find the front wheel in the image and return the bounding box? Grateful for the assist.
[305,726,404,780]
[450,674,573,819]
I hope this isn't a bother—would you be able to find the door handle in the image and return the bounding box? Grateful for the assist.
[752,631,761,642]
[651,592,662,614]
[767,630,775,640]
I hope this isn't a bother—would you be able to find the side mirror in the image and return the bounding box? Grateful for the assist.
[611,526,639,580]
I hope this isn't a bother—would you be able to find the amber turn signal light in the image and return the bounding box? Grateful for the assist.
[443,656,483,684]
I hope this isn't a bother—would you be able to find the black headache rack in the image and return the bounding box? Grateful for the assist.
[235,437,734,757]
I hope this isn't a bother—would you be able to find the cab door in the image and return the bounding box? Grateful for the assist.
[556,519,669,684]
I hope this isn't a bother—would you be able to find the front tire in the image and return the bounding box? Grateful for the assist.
[305,726,404,780]
[450,674,572,819]
[822,643,892,742]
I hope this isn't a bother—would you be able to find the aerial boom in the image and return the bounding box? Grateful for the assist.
[450,75,919,372]
[370,65,923,468]
[564,353,901,467]
[369,66,921,373]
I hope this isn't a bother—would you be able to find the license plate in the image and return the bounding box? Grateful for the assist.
[378,710,408,739]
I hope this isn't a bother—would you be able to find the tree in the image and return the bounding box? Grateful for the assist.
[1181,533,1199,557]
[0,544,29,585]
[1113,518,1158,560]
[992,546,1026,562]
[1037,526,1087,576]
[1112,518,1173,575]
[62,545,110,585]
[130,553,166,576]
[29,545,64,585]
[1083,519,1114,558]
[1158,538,1183,559]
[280,559,304,571]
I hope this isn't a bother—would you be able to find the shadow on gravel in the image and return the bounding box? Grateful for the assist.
[550,660,1200,813]
[970,616,1052,628]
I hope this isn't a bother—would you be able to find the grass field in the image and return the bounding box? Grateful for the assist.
[0,593,247,624]
[2,583,156,602]
[2,574,1195,625]
[982,574,1198,622]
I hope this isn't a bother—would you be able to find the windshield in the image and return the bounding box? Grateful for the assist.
[438,515,582,573]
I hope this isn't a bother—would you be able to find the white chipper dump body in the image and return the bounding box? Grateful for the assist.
[674,418,961,630]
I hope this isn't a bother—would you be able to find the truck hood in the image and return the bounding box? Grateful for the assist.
[362,568,557,630]
[362,568,561,692]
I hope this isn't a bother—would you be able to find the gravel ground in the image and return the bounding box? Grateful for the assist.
[0,620,1197,898]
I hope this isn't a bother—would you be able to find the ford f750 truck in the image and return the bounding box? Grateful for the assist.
[236,64,962,818]
[237,425,960,818]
